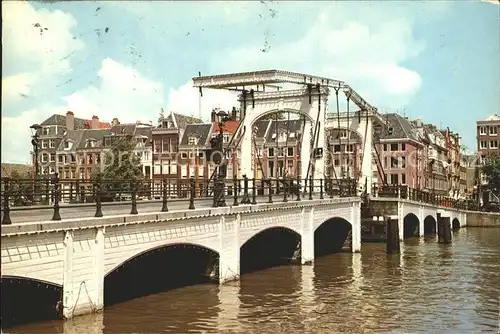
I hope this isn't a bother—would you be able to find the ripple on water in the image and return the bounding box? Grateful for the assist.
[6,228,500,333]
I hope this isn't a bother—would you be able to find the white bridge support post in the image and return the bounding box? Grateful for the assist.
[219,214,240,283]
[359,116,373,194]
[300,207,315,264]
[62,227,105,319]
[418,205,425,237]
[351,201,361,252]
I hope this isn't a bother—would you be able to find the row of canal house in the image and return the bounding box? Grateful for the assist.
[32,109,467,199]
[325,113,466,198]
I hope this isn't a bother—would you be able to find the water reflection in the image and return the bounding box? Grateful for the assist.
[6,228,500,333]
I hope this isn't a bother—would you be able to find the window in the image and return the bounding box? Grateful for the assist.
[41,140,47,149]
[181,152,187,159]
[390,143,398,151]
[50,153,55,162]
[268,161,274,177]
[189,152,194,159]
[154,140,161,153]
[41,153,48,162]
[490,126,498,136]
[346,144,354,153]
[401,143,406,151]
[383,144,387,151]
[268,148,274,157]
[289,132,295,138]
[49,140,55,148]
[277,148,284,157]
[86,139,96,148]
[390,174,399,185]
[340,130,348,139]
[188,136,197,145]
[401,156,406,168]
[287,147,294,157]
[170,139,178,152]
[277,161,284,177]
[480,141,488,149]
[334,159,340,166]
[391,157,398,168]
[401,174,406,185]
[490,141,498,149]
[162,139,170,152]
[42,127,49,135]
[223,134,230,143]
[167,121,173,128]
[49,166,55,175]
[479,126,487,135]
[334,145,341,153]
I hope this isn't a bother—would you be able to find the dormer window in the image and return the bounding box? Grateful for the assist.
[86,139,97,148]
[42,127,50,136]
[339,130,348,139]
[64,140,72,150]
[168,121,173,128]
[188,136,198,145]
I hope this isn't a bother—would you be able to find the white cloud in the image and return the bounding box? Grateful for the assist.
[64,58,165,123]
[166,81,240,122]
[205,14,425,111]
[1,1,84,100]
[2,58,165,164]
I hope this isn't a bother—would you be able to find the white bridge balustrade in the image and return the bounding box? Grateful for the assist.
[1,197,361,320]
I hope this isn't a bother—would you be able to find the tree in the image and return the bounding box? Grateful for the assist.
[8,170,33,206]
[481,153,500,196]
[99,138,144,200]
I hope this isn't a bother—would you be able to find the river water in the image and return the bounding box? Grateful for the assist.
[7,228,500,333]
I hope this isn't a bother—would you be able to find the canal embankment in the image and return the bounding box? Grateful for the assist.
[466,211,500,227]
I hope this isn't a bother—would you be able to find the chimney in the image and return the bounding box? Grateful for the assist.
[66,111,74,130]
[211,110,216,123]
[91,115,99,129]
[112,118,120,126]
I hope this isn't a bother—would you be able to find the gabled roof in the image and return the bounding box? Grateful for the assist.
[77,129,112,150]
[265,119,302,143]
[56,130,85,152]
[180,124,212,147]
[378,113,419,141]
[40,114,87,129]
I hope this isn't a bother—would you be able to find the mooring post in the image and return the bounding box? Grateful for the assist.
[189,177,196,210]
[94,174,103,218]
[241,175,250,204]
[233,176,239,206]
[296,175,301,201]
[386,215,400,254]
[251,178,257,204]
[268,179,273,203]
[2,178,12,225]
[51,173,61,221]
[439,214,452,244]
[161,177,168,212]
[283,179,288,202]
[309,176,313,200]
[320,178,324,199]
[437,212,443,243]
[130,180,138,214]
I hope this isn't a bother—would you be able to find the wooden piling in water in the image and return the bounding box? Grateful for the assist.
[386,215,400,254]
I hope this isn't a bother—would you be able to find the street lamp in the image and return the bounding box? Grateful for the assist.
[213,109,229,207]
[30,124,42,204]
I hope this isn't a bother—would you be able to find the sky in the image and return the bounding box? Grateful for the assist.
[2,0,499,164]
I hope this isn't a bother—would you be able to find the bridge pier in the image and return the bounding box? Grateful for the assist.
[300,207,315,264]
[62,227,105,319]
[219,215,240,283]
[418,206,425,238]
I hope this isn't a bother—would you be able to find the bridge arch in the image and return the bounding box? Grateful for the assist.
[1,276,63,328]
[240,227,301,275]
[424,215,437,234]
[452,218,461,230]
[403,213,420,239]
[314,217,352,257]
[104,242,219,306]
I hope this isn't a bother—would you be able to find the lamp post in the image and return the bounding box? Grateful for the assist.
[30,124,42,204]
[214,109,229,207]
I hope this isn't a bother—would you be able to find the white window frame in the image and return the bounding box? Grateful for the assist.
[490,126,498,136]
[479,126,487,135]
[490,140,498,149]
[480,141,488,149]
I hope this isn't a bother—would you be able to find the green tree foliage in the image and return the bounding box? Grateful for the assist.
[481,153,500,195]
[8,170,33,206]
[101,137,143,181]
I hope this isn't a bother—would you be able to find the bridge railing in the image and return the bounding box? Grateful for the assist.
[371,184,475,211]
[0,176,358,225]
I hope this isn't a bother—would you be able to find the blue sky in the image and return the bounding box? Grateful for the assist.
[2,0,499,163]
